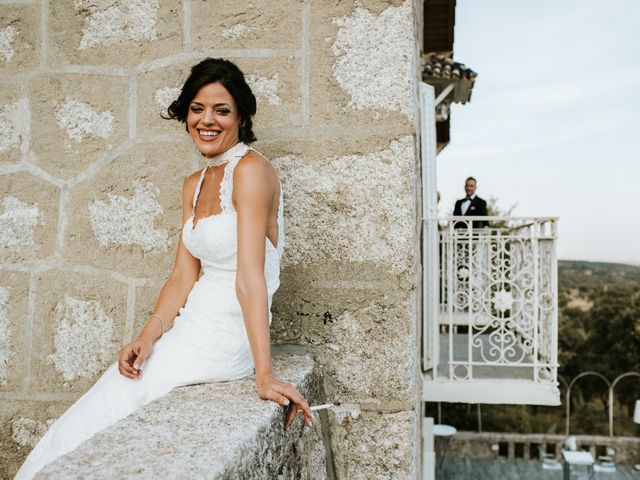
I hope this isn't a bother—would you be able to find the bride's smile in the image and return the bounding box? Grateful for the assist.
[187,82,241,159]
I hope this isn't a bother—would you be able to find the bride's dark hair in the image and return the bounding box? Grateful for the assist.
[163,58,257,143]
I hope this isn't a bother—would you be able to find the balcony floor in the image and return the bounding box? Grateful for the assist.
[437,458,640,480]
[423,334,560,405]
[433,333,538,381]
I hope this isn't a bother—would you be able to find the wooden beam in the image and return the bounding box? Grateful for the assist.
[423,0,456,54]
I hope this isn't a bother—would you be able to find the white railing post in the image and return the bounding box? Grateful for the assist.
[422,417,435,480]
[419,82,439,374]
[551,219,559,384]
[467,220,473,380]
[447,220,454,379]
[532,219,540,383]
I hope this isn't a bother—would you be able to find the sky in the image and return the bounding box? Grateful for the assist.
[436,0,640,265]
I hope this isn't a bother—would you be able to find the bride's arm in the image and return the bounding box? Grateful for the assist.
[118,174,202,379]
[138,173,202,339]
[234,153,313,429]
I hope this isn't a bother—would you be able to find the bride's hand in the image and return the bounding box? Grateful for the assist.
[256,374,313,430]
[117,337,153,380]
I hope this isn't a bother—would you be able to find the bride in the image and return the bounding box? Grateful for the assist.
[14,58,313,479]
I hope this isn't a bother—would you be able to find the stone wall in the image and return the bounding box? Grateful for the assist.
[446,431,640,465]
[0,1,421,478]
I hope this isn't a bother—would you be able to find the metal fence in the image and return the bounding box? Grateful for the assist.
[429,216,559,385]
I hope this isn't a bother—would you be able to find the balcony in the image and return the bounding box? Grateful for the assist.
[422,217,560,405]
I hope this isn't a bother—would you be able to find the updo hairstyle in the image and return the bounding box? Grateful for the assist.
[163,58,257,144]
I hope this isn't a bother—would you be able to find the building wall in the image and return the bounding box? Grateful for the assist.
[0,1,421,477]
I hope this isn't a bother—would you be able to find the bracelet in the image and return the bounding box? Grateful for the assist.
[149,314,166,336]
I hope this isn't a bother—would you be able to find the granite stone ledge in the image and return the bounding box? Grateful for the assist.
[36,353,327,479]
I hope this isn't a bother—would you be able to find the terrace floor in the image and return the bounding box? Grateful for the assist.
[437,458,640,480]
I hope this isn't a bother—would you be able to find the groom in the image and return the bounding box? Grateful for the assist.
[453,176,489,228]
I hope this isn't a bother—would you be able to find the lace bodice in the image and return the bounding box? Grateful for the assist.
[182,142,284,284]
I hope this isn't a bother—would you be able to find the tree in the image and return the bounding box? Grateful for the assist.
[486,196,517,217]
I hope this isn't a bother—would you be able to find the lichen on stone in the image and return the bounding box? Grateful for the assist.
[0,24,18,62]
[0,105,18,152]
[246,73,282,106]
[331,1,413,116]
[54,96,113,145]
[274,136,415,271]
[330,302,414,401]
[47,294,116,381]
[0,286,14,386]
[11,417,55,448]
[330,409,414,478]
[88,179,170,253]
[222,23,251,40]
[153,86,181,114]
[74,0,160,50]
[0,97,28,152]
[0,195,43,249]
[331,402,361,424]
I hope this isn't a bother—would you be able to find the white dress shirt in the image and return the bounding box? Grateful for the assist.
[461,194,476,215]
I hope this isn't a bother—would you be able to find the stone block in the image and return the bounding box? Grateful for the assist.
[63,142,193,278]
[29,269,128,393]
[271,262,406,344]
[233,56,304,133]
[328,405,415,479]
[0,84,29,165]
[137,56,302,138]
[308,0,415,131]
[137,62,192,138]
[27,73,129,180]
[0,5,40,76]
[132,280,165,341]
[273,288,416,403]
[190,0,304,51]
[254,135,417,273]
[47,0,183,68]
[0,172,59,264]
[321,301,415,404]
[0,270,29,391]
[0,399,72,479]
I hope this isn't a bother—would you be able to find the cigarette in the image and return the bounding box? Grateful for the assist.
[297,403,335,413]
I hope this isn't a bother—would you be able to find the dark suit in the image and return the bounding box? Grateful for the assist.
[453,195,489,228]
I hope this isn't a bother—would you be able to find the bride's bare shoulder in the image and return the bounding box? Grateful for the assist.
[246,147,270,163]
[182,168,204,201]
[235,149,274,178]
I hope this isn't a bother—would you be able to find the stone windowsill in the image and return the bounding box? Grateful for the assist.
[35,353,326,479]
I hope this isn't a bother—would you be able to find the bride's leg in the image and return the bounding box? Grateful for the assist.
[14,317,244,480]
[14,330,188,480]
[13,360,169,480]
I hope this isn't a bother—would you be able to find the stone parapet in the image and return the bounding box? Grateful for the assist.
[445,431,640,464]
[35,353,328,479]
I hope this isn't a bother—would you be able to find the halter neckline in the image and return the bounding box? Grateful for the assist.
[205,141,249,167]
[187,143,285,255]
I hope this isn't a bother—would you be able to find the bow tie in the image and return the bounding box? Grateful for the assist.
[464,197,473,201]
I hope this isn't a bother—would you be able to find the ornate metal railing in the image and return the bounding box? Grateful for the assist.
[433,216,558,384]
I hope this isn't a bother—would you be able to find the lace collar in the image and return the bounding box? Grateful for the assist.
[205,142,250,167]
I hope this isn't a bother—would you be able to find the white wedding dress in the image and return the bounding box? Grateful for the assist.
[14,142,284,479]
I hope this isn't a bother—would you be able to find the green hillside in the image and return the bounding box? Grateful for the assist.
[558,260,640,375]
[559,260,640,291]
